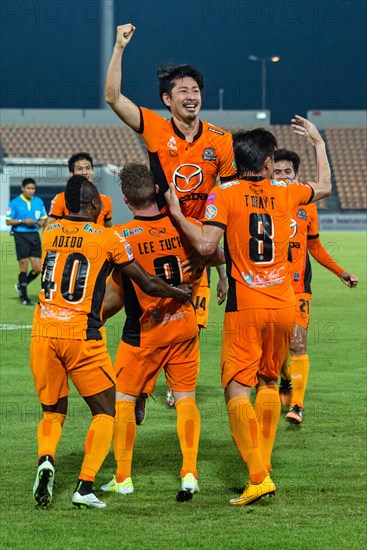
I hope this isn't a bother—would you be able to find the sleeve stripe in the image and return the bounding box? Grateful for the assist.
[306,187,315,204]
[307,233,319,240]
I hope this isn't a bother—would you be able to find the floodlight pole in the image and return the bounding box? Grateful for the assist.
[249,55,280,112]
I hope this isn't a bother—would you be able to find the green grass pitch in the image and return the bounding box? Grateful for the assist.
[0,231,366,549]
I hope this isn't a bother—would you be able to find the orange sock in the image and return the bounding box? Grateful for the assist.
[255,385,281,472]
[79,414,114,482]
[113,401,136,483]
[176,397,200,479]
[227,396,267,484]
[290,354,310,408]
[37,412,65,460]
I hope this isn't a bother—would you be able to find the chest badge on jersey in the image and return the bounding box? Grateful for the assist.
[297,209,307,220]
[173,164,203,192]
[202,147,216,161]
[167,136,177,151]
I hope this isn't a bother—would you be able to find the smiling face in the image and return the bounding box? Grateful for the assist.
[273,160,297,181]
[162,76,202,122]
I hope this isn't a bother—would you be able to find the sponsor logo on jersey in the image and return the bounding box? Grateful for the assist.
[122,227,144,237]
[124,241,134,260]
[149,227,166,237]
[219,180,239,190]
[82,223,102,234]
[205,205,218,219]
[290,218,298,238]
[173,164,203,192]
[62,226,79,234]
[207,126,224,135]
[297,209,307,220]
[271,179,287,187]
[202,147,217,161]
[250,185,263,195]
[242,267,285,288]
[46,222,61,231]
[167,136,178,151]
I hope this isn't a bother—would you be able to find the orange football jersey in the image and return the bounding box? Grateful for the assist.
[113,213,200,347]
[289,201,344,293]
[203,177,314,310]
[32,217,134,340]
[49,191,112,226]
[138,107,236,218]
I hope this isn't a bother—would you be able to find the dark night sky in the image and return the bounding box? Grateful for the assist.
[1,0,366,123]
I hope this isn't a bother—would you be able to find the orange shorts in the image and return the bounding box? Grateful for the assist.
[194,284,211,329]
[114,336,199,396]
[294,292,312,329]
[30,337,116,405]
[221,307,296,388]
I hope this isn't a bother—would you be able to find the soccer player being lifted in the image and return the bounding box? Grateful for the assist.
[105,23,237,413]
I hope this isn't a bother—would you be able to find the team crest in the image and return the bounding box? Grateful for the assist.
[202,147,216,161]
[297,209,307,220]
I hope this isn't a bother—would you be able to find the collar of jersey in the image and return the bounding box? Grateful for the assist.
[171,118,203,142]
[20,193,32,203]
[134,213,168,221]
[241,176,266,182]
[64,215,93,222]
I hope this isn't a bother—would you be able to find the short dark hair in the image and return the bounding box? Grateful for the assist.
[22,178,36,187]
[68,152,93,173]
[232,129,277,175]
[119,163,156,209]
[274,149,301,175]
[157,64,204,108]
[65,175,99,213]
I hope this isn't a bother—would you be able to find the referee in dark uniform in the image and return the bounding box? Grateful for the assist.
[6,178,47,305]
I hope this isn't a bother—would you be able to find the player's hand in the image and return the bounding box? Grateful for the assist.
[340,272,358,288]
[216,278,227,305]
[182,251,206,275]
[22,218,37,225]
[165,184,182,218]
[174,283,193,303]
[291,115,323,146]
[115,24,136,49]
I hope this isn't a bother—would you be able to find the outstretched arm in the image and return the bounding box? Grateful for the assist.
[105,23,141,131]
[291,115,331,202]
[307,238,358,288]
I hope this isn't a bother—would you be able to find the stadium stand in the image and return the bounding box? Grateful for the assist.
[0,124,147,166]
[1,123,366,211]
[225,125,329,209]
[325,127,367,211]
